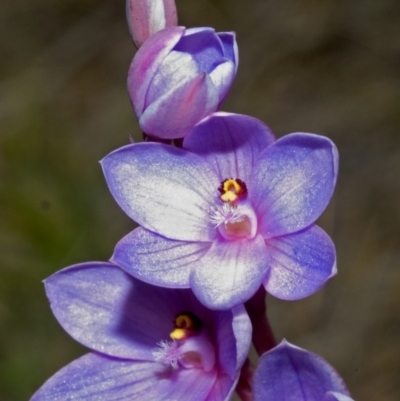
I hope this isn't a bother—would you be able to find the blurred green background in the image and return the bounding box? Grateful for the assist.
[1,0,399,400]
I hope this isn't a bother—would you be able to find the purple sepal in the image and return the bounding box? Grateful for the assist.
[128,26,184,116]
[30,352,217,401]
[174,28,225,74]
[205,374,239,401]
[45,262,181,360]
[230,305,253,372]
[217,32,239,71]
[209,61,236,105]
[253,340,352,401]
[184,112,275,183]
[250,132,339,238]
[111,227,211,287]
[263,225,336,300]
[190,235,269,310]
[139,73,219,139]
[101,142,219,242]
[126,0,178,48]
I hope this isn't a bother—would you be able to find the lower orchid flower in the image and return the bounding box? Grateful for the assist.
[252,340,354,401]
[102,112,338,310]
[30,262,251,401]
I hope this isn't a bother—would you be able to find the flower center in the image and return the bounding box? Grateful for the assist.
[224,215,252,237]
[218,178,247,203]
[152,312,216,372]
[170,312,202,340]
[211,178,257,239]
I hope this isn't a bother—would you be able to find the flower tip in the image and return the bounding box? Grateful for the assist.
[330,260,338,277]
[127,0,178,48]
[325,391,355,401]
[274,338,295,352]
[219,30,236,38]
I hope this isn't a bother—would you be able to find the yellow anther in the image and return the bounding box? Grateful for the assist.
[175,314,194,330]
[218,178,247,203]
[221,190,239,203]
[223,179,242,193]
[169,313,201,340]
[170,328,186,340]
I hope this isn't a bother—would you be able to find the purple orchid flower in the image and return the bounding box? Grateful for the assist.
[128,26,238,139]
[252,340,354,401]
[102,112,338,310]
[30,262,251,401]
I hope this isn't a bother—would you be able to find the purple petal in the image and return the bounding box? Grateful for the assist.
[101,143,220,242]
[231,305,252,372]
[253,340,351,401]
[250,133,338,238]
[190,235,269,310]
[213,315,237,379]
[45,262,195,360]
[205,374,238,401]
[214,305,252,379]
[184,113,275,184]
[209,60,236,103]
[111,227,211,287]
[144,50,200,106]
[173,27,225,74]
[263,225,336,300]
[31,352,217,401]
[217,32,239,71]
[126,0,178,48]
[325,392,355,401]
[128,26,184,115]
[139,73,219,139]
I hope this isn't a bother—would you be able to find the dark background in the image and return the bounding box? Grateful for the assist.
[1,0,400,400]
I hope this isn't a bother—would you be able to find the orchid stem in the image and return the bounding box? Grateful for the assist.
[245,286,277,356]
[236,358,254,401]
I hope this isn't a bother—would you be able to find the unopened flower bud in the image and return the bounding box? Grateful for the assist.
[126,0,178,48]
[128,26,238,139]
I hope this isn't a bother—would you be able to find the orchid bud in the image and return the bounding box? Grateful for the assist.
[128,26,238,139]
[126,0,178,48]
